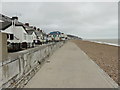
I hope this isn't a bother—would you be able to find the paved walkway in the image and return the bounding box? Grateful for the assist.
[25,41,118,88]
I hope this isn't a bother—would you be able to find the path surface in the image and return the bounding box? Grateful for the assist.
[25,41,118,88]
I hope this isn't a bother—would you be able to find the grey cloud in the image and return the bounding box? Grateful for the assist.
[1,2,118,39]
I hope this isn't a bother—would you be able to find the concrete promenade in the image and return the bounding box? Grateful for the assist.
[25,41,118,88]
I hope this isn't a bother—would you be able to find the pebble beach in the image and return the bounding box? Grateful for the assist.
[72,40,119,85]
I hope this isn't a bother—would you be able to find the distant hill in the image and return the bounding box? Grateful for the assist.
[67,34,82,40]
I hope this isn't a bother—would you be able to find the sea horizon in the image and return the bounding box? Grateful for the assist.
[84,39,119,46]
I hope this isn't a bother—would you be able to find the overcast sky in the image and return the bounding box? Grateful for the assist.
[1,2,118,39]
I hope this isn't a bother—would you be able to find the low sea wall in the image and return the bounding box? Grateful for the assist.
[0,41,65,88]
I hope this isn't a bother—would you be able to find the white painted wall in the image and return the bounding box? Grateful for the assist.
[27,35,33,43]
[1,26,13,34]
[13,26,28,43]
[2,25,31,43]
[32,32,37,41]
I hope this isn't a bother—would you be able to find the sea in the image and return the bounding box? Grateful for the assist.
[86,39,119,46]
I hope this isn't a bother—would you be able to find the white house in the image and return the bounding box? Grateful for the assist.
[48,31,62,41]
[0,15,20,43]
[48,31,68,41]
[35,28,44,42]
[6,17,29,44]
[47,34,52,42]
[42,31,47,43]
[23,24,38,45]
[60,33,68,40]
[0,14,36,49]
[26,30,37,43]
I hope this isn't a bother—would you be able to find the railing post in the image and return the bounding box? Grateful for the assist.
[0,32,8,63]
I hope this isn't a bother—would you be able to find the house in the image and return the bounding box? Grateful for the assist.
[60,33,68,40]
[49,31,61,42]
[25,30,37,47]
[0,14,36,50]
[0,15,29,43]
[47,34,52,42]
[49,31,67,42]
[23,24,38,46]
[24,24,48,44]
[35,28,43,43]
[35,28,48,44]
[0,14,21,44]
[42,31,47,44]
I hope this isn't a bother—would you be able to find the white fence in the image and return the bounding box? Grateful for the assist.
[0,42,65,88]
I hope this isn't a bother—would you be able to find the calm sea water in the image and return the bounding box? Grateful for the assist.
[87,39,119,46]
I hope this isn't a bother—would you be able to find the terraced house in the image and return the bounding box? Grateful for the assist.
[0,14,39,51]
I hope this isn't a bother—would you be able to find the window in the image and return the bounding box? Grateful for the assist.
[10,34,14,40]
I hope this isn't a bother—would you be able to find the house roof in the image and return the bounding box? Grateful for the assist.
[49,31,61,35]
[0,14,12,30]
[34,29,45,37]
[0,14,24,30]
[26,30,35,35]
[23,25,37,35]
[0,14,44,37]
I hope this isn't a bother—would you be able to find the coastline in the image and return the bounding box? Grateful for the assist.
[86,40,119,47]
[72,40,119,85]
[84,39,119,46]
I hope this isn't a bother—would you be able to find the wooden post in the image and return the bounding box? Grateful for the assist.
[0,32,8,62]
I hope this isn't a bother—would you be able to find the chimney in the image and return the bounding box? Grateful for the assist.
[37,28,40,31]
[40,30,42,32]
[30,26,33,28]
[11,16,18,27]
[25,23,29,26]
[34,27,36,30]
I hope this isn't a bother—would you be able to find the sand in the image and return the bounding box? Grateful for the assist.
[72,40,119,85]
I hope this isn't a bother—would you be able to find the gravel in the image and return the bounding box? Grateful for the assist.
[72,40,119,85]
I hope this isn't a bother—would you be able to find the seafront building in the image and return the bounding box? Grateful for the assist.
[0,14,69,51]
[0,14,49,50]
[48,31,68,42]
